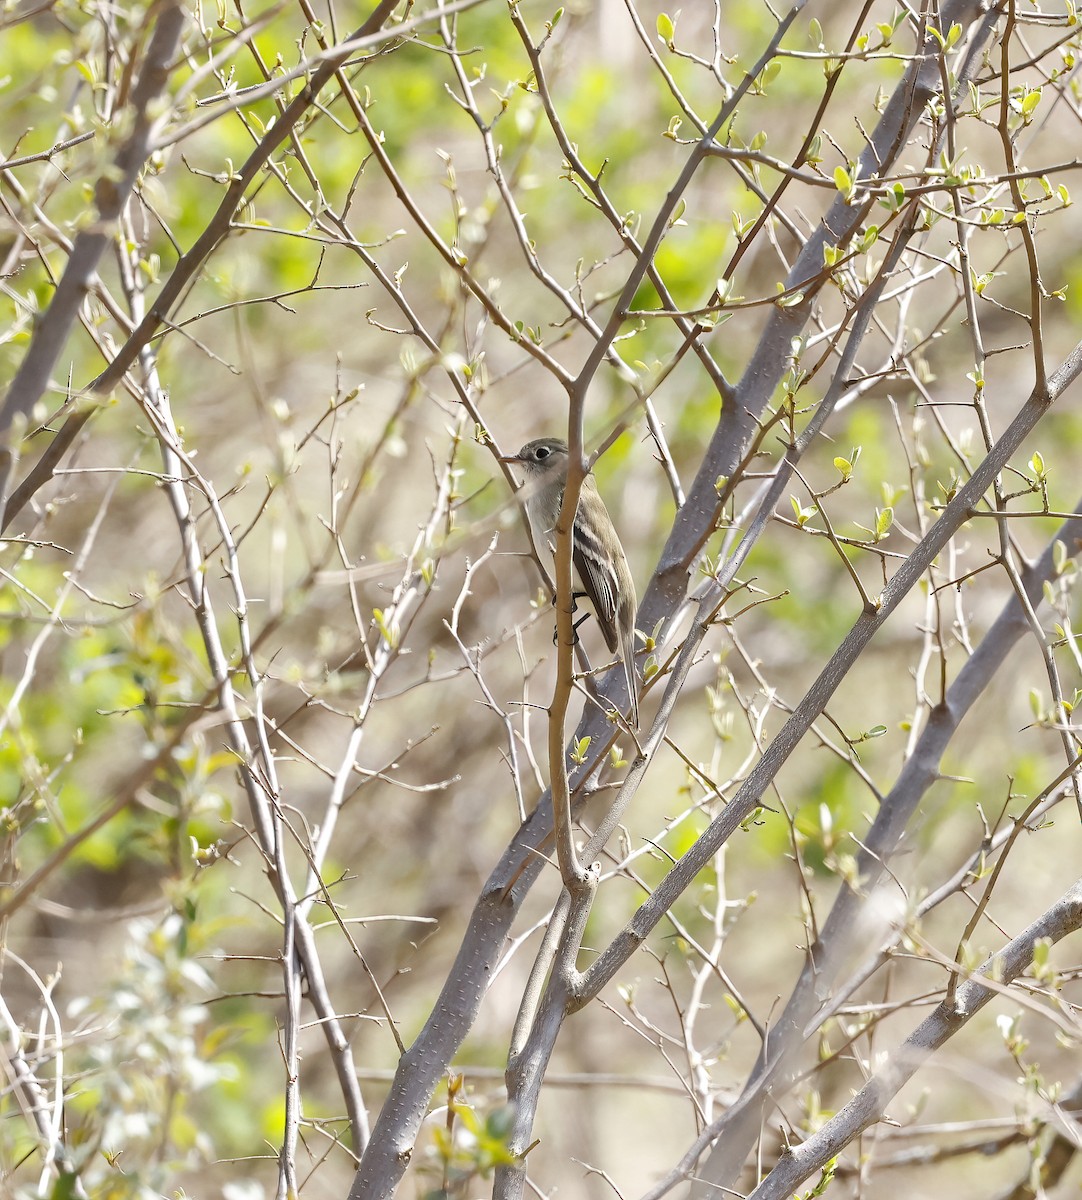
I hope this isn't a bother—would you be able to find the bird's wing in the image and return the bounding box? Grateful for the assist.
[572,496,621,654]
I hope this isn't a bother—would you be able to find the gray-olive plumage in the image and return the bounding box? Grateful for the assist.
[500,437,639,728]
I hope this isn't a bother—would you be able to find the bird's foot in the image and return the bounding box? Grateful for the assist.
[552,610,592,646]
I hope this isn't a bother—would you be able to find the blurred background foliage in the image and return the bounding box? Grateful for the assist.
[2,0,1082,1197]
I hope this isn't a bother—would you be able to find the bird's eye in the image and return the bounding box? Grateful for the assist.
[535,446,550,460]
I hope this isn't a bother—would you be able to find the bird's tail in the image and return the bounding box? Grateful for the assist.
[622,627,640,730]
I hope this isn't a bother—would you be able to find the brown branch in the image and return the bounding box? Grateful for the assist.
[0,0,402,532]
[0,0,187,515]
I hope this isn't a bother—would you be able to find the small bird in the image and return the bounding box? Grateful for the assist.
[500,437,639,728]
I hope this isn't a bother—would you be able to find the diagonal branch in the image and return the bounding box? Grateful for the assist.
[0,0,186,517]
[746,877,1082,1200]
[661,489,1082,1199]
[347,7,1014,1197]
[0,0,402,532]
[578,338,1082,1017]
[640,0,1001,617]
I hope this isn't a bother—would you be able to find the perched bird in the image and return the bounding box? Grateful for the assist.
[500,437,639,729]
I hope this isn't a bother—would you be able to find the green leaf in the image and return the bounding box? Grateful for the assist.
[1032,936,1053,981]
[373,608,399,649]
[790,495,817,527]
[723,994,748,1021]
[571,735,592,764]
[759,60,781,90]
[656,11,674,45]
[807,1157,838,1198]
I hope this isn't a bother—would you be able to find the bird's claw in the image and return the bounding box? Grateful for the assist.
[552,610,592,647]
[551,590,589,645]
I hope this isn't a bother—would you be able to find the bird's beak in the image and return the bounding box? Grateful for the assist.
[499,452,523,464]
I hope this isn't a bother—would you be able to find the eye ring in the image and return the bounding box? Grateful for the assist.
[535,446,550,459]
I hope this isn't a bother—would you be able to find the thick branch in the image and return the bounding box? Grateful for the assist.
[681,495,1082,1198]
[580,339,1082,1018]
[746,878,1082,1200]
[346,9,1032,1195]
[639,0,997,617]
